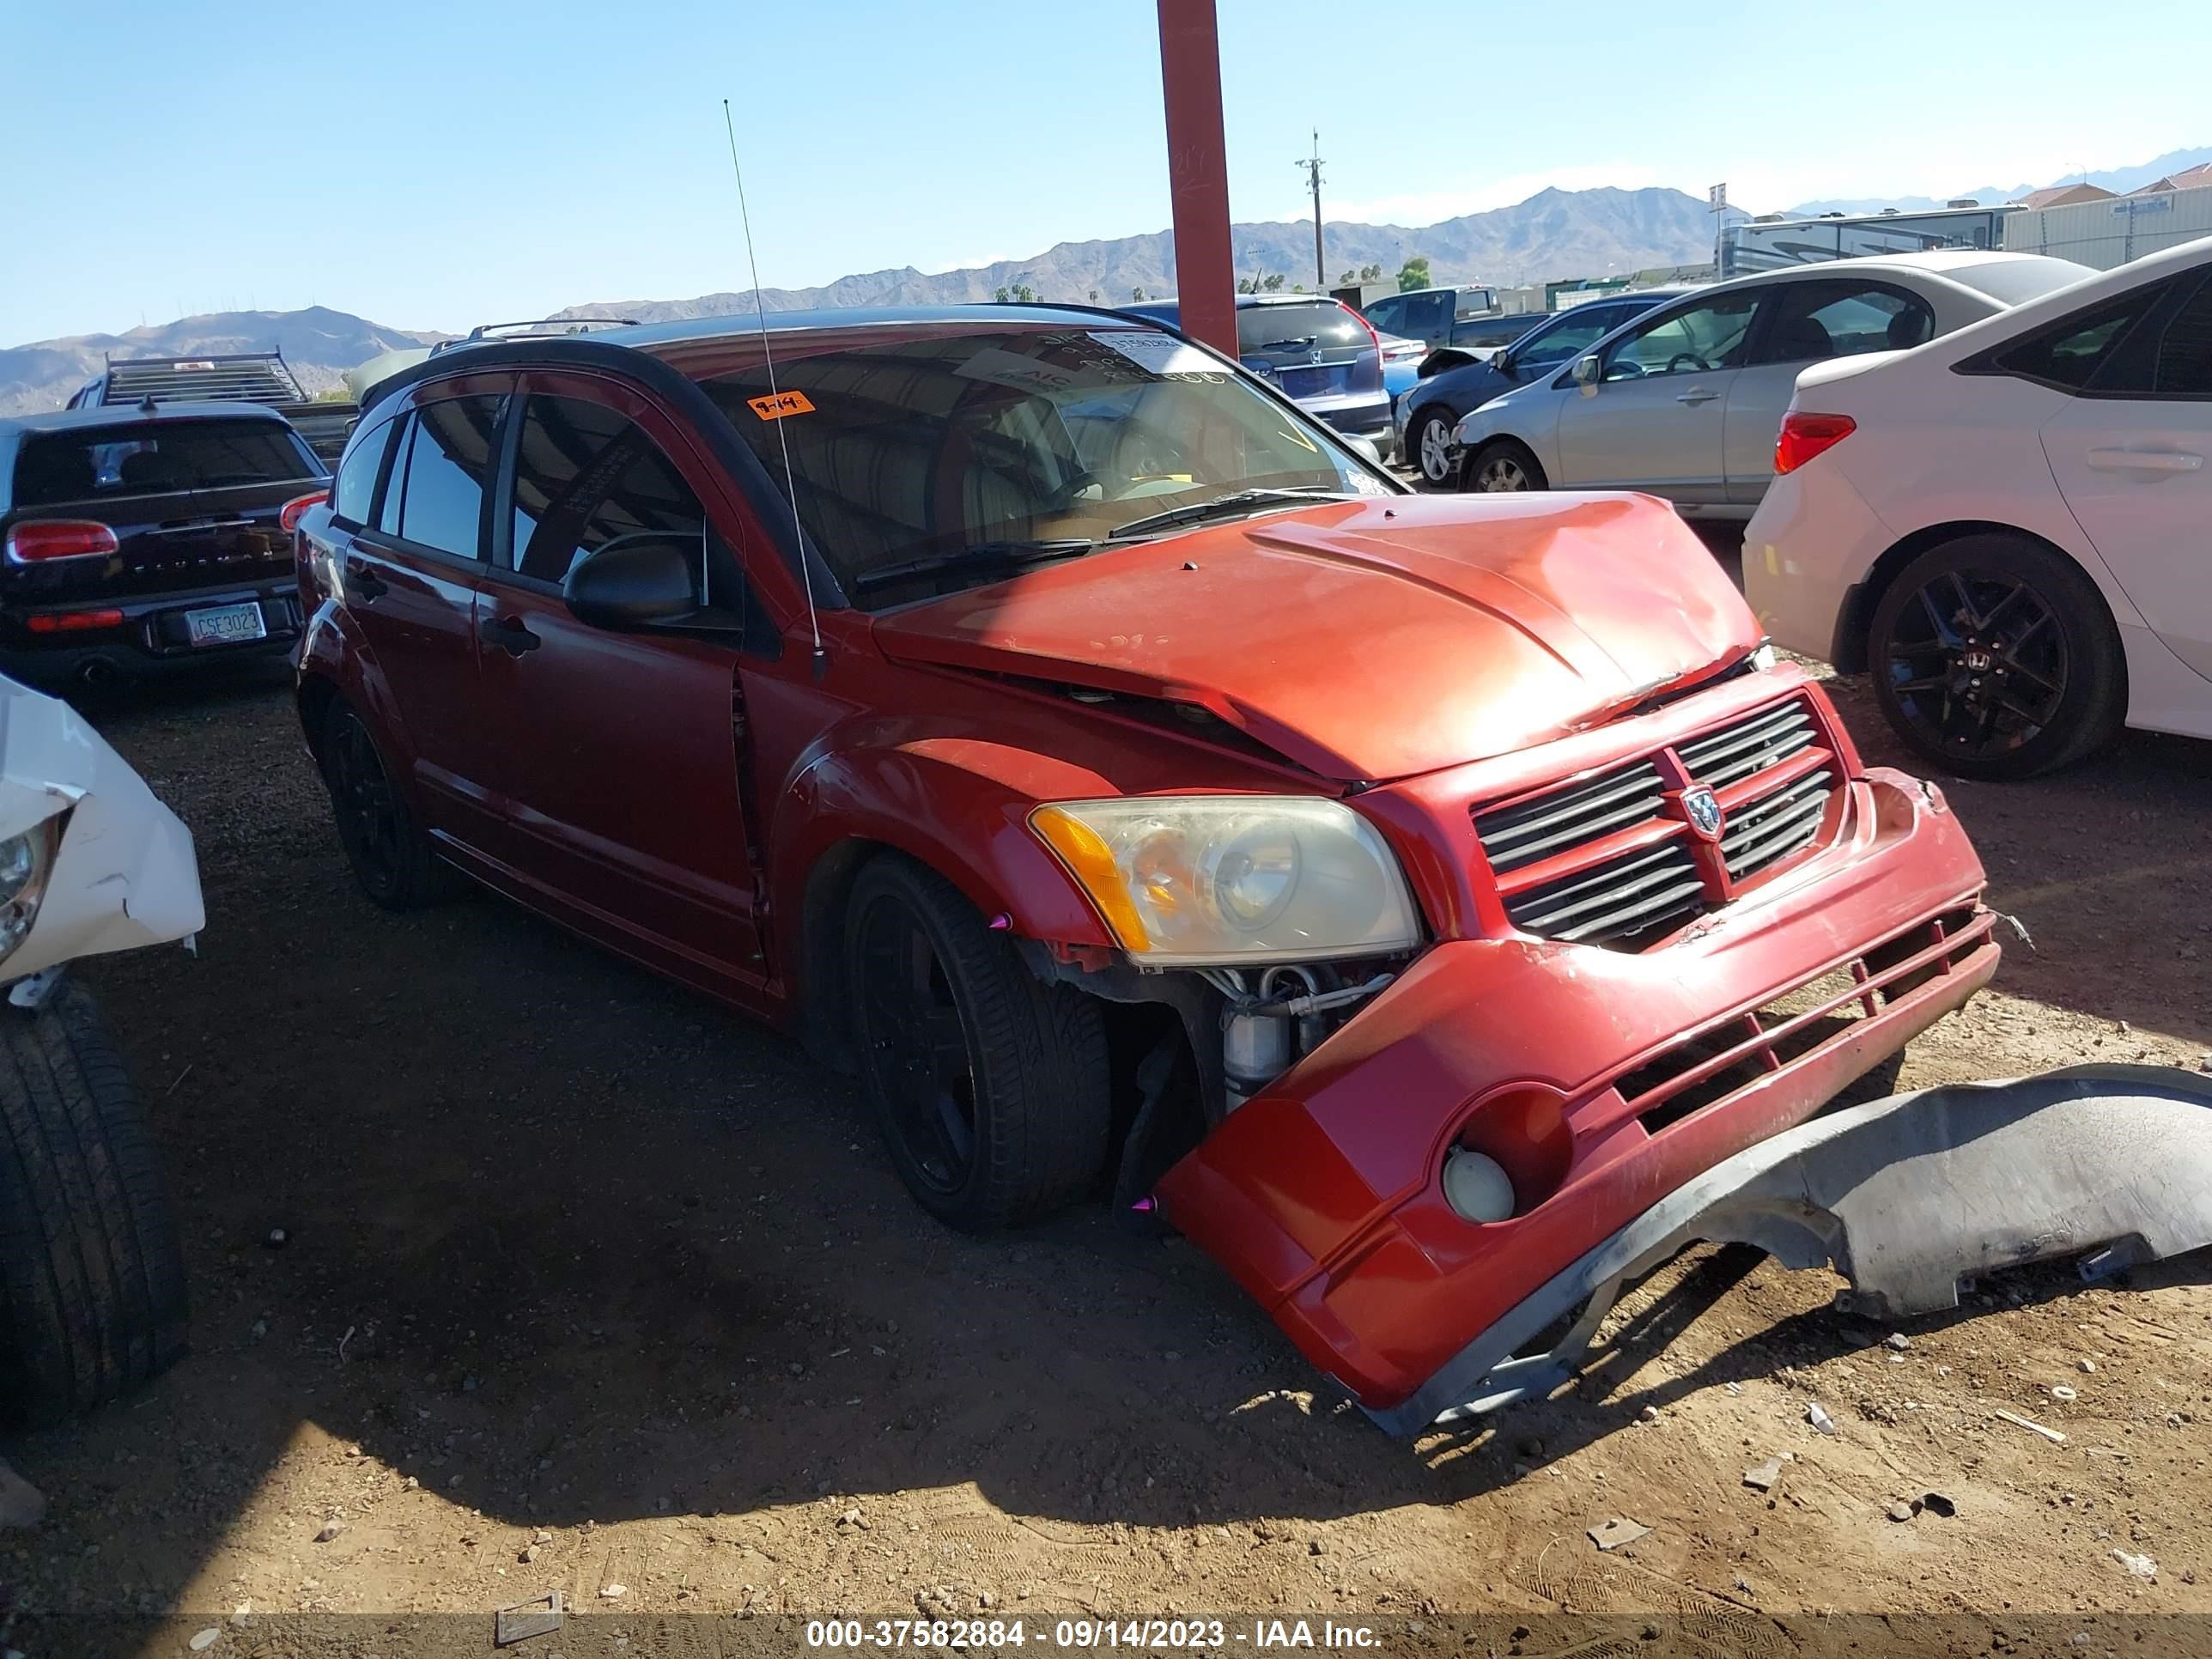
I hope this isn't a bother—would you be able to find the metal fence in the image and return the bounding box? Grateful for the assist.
[2003,187,2212,270]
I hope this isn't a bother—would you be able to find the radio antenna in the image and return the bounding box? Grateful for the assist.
[723,98,824,673]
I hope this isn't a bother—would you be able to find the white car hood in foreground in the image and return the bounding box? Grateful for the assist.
[0,678,204,981]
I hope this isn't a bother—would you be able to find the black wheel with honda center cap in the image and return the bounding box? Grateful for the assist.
[1868,533,2125,780]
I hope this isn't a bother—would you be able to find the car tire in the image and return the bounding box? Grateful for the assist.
[319,702,456,910]
[1462,438,1548,494]
[1409,407,1460,489]
[0,980,187,1425]
[845,855,1110,1232]
[1868,534,2125,781]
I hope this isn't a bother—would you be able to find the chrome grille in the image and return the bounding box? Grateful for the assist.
[1472,695,1840,951]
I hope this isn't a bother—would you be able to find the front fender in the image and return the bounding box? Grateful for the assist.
[770,733,1121,958]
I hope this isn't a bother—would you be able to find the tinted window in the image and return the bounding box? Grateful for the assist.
[1236,302,1365,356]
[1753,283,1934,365]
[2154,275,2212,397]
[11,419,319,508]
[1361,297,1403,334]
[1990,286,2164,392]
[1513,308,1623,370]
[1396,293,1451,340]
[396,396,503,558]
[332,417,398,526]
[509,397,706,589]
[1604,294,1759,380]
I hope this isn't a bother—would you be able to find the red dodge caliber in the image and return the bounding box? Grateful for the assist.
[294,308,1996,1432]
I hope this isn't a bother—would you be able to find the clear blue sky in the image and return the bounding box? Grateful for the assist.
[3,0,2203,345]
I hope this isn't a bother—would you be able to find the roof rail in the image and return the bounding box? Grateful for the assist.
[430,318,641,355]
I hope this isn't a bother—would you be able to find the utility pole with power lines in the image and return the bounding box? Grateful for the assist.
[1297,132,1326,290]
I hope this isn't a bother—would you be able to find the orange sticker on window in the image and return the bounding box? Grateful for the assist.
[747,390,815,420]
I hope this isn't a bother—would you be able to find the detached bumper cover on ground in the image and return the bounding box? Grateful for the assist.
[1376,1063,2212,1433]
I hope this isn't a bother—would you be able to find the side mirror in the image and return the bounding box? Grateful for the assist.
[562,533,698,629]
[1572,355,1602,396]
[1340,433,1383,468]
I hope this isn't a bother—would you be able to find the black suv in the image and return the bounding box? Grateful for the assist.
[0,403,327,690]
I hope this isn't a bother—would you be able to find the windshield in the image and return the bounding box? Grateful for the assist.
[702,325,1393,608]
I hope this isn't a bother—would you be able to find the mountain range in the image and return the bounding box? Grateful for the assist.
[557,185,1735,325]
[0,307,442,418]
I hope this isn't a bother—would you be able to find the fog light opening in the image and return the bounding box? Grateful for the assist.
[1443,1149,1516,1224]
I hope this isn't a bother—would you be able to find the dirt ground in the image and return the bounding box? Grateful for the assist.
[2,563,2210,1651]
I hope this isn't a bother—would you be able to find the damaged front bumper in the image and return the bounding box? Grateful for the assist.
[0,676,204,985]
[1378,1063,2212,1433]
[1157,765,1997,1427]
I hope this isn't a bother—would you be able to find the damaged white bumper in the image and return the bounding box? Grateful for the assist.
[0,678,204,989]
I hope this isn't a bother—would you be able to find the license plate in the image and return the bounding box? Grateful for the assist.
[185,601,267,647]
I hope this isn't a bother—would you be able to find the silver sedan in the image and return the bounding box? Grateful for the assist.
[1451,251,2094,516]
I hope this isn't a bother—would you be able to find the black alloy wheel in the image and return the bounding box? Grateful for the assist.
[1869,534,2125,781]
[320,703,452,909]
[843,857,1109,1231]
[854,894,979,1200]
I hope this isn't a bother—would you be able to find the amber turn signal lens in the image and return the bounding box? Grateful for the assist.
[1029,805,1154,951]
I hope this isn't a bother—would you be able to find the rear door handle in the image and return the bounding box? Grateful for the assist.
[480,615,541,657]
[2087,447,2203,474]
[1675,388,1719,405]
[344,562,388,601]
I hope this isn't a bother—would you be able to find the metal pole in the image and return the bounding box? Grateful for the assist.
[1296,134,1326,289]
[1156,0,1237,355]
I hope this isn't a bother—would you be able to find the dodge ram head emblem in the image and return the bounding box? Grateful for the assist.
[1682,785,1725,841]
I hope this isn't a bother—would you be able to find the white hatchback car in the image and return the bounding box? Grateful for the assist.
[1451,252,2091,514]
[1747,234,2212,778]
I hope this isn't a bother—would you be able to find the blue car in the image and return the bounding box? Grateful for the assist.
[1395,289,1698,487]
[1125,295,1395,462]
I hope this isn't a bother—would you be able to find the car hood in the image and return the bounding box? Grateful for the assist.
[870,492,1759,781]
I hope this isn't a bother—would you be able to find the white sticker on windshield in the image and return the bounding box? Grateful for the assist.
[954,348,1092,397]
[1089,331,1217,378]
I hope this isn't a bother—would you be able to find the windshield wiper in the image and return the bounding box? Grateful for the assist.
[1105,487,1358,542]
[852,538,1097,594]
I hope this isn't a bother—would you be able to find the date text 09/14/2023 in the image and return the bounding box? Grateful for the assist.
[804,1620,1383,1650]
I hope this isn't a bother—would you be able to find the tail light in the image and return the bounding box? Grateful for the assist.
[1774,412,1856,476]
[280,489,330,535]
[4,520,118,564]
[27,609,125,634]
[1343,301,1384,392]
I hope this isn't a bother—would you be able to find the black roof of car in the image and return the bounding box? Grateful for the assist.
[0,400,301,437]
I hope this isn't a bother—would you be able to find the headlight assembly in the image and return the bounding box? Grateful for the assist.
[0,818,59,964]
[1029,796,1420,966]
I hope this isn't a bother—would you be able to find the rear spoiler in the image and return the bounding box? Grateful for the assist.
[82,352,310,409]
